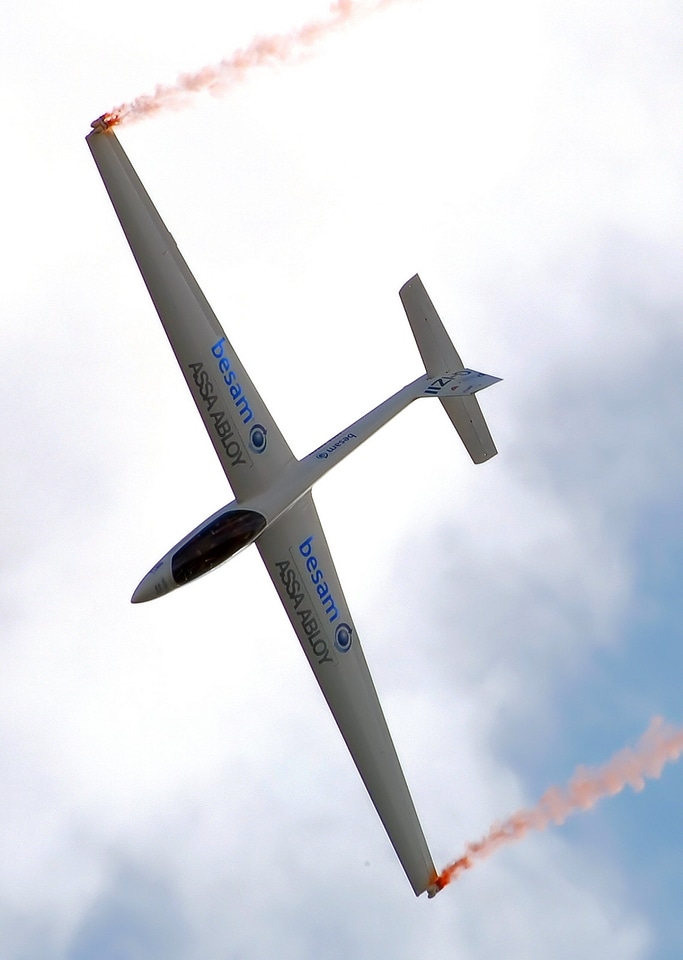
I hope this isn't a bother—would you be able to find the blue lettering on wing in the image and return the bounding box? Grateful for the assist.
[211,338,254,425]
[298,536,340,625]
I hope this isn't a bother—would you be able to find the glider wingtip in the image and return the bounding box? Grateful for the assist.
[425,873,446,898]
[89,114,119,135]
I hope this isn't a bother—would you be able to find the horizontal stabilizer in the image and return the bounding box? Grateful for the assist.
[440,394,497,463]
[400,274,499,464]
[399,274,464,377]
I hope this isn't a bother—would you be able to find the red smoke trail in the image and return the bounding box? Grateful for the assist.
[434,716,683,892]
[96,0,400,128]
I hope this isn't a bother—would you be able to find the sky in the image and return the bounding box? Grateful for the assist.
[2,0,683,957]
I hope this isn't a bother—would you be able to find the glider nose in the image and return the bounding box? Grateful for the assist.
[131,556,174,603]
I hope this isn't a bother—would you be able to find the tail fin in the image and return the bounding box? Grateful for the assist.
[399,275,499,464]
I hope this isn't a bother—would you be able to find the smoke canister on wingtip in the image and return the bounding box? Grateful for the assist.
[90,114,118,131]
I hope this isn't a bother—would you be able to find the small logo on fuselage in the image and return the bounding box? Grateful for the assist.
[316,433,356,460]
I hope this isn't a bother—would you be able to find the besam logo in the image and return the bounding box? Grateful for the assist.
[298,536,339,623]
[249,423,267,453]
[334,622,353,653]
[211,339,254,424]
[316,433,357,460]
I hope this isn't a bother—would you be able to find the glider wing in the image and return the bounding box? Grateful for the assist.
[256,490,439,897]
[86,126,295,501]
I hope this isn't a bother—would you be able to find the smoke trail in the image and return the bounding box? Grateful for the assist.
[434,716,683,892]
[97,0,400,128]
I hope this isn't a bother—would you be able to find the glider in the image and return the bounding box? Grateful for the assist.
[86,118,500,897]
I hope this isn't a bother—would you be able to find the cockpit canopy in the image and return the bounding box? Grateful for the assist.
[171,508,267,586]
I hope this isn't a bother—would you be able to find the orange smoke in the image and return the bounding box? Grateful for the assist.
[97,0,400,128]
[435,716,683,891]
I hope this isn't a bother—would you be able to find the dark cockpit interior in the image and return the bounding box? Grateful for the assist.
[171,509,267,586]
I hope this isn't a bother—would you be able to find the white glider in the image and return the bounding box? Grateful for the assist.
[86,118,500,897]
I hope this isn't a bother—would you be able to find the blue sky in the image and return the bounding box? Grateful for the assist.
[2,0,683,957]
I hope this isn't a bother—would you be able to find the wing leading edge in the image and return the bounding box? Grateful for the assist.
[257,492,438,897]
